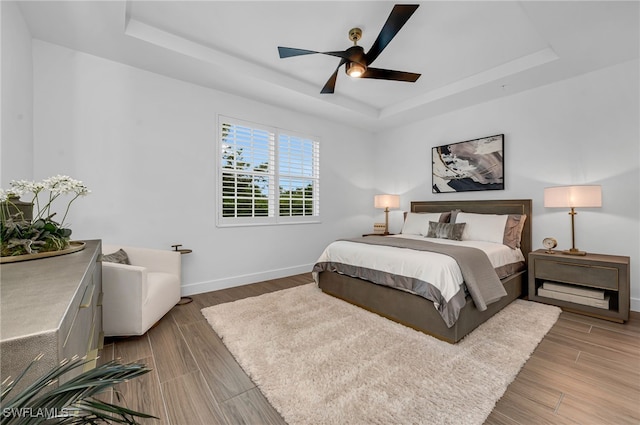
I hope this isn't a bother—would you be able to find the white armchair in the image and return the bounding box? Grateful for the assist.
[101,244,181,336]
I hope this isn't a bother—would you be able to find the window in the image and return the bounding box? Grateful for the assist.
[217,116,320,226]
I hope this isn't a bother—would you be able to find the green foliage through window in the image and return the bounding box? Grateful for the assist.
[218,117,319,225]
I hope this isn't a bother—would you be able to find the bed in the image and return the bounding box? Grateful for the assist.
[314,199,532,343]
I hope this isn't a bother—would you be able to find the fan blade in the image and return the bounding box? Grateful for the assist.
[361,67,421,82]
[278,47,356,62]
[321,59,347,94]
[365,4,419,65]
[278,47,321,58]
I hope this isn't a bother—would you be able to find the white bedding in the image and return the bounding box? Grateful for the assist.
[313,234,524,304]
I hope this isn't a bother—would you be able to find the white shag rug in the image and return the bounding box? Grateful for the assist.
[202,283,560,425]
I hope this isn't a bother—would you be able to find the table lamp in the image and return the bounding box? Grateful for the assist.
[374,194,400,235]
[544,185,602,255]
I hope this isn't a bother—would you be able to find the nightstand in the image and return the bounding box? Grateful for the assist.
[528,250,630,322]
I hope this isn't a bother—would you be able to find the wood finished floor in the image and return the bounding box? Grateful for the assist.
[100,273,640,425]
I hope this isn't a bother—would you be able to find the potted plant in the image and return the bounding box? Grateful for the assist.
[1,355,157,424]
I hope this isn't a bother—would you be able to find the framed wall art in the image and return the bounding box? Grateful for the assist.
[432,134,504,193]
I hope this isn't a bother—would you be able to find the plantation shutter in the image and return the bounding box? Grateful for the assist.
[217,115,320,226]
[219,118,276,225]
[278,133,320,219]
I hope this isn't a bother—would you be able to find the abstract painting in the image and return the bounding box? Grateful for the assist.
[432,134,504,193]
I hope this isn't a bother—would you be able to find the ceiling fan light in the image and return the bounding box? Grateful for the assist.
[346,61,366,78]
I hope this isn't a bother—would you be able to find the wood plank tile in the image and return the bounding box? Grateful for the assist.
[520,357,639,409]
[557,393,640,425]
[545,330,639,365]
[218,284,265,301]
[221,387,286,425]
[147,314,199,383]
[587,325,640,353]
[192,290,236,309]
[536,332,640,388]
[161,371,229,425]
[534,338,580,364]
[553,316,593,334]
[180,320,255,402]
[561,311,640,335]
[112,334,152,362]
[95,343,114,404]
[255,274,312,292]
[577,351,640,381]
[113,356,168,425]
[98,343,114,366]
[491,390,579,425]
[484,410,522,425]
[503,372,563,411]
[534,349,640,391]
[169,299,207,326]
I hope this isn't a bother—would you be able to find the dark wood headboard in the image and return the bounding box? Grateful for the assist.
[411,199,533,262]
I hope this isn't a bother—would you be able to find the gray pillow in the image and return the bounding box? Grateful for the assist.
[426,221,466,241]
[448,209,462,223]
[101,249,131,265]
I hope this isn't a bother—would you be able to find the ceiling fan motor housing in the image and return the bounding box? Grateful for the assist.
[345,45,367,77]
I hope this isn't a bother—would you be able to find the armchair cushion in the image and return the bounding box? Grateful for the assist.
[102,244,181,336]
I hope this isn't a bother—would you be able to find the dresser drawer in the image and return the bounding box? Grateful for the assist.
[62,276,95,361]
[535,258,618,290]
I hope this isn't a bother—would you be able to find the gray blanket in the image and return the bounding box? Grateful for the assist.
[313,236,507,327]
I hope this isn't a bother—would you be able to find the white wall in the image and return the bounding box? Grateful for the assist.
[32,40,375,295]
[1,1,34,186]
[16,15,640,311]
[373,59,640,311]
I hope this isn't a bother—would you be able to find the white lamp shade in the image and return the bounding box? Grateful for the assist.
[374,194,400,209]
[544,185,602,208]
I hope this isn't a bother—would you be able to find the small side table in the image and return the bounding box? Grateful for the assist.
[528,249,630,322]
[171,244,193,255]
[172,244,193,305]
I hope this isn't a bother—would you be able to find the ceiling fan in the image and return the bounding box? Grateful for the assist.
[277,4,421,94]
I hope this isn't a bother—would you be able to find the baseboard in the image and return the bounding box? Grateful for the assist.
[631,296,640,313]
[180,263,315,296]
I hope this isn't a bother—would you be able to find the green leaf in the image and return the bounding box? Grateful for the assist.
[1,357,156,425]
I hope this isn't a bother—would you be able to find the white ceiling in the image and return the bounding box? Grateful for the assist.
[17,1,640,131]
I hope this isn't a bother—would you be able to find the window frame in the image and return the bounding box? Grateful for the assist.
[216,115,321,227]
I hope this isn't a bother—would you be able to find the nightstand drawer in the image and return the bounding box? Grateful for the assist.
[535,259,618,290]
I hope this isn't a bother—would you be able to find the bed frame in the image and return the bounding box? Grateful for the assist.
[318,199,533,343]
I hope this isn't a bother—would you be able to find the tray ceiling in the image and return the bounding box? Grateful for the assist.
[17,1,640,131]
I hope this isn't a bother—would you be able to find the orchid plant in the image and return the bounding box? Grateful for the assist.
[0,175,90,257]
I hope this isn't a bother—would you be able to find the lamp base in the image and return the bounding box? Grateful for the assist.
[562,248,587,256]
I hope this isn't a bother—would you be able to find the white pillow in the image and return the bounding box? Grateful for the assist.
[454,212,508,244]
[401,212,444,236]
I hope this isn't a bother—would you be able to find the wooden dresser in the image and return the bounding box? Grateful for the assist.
[0,240,103,391]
